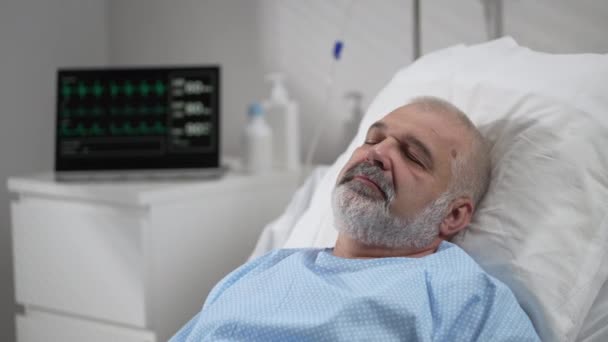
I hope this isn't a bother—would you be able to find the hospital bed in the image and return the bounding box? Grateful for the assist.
[249,38,608,342]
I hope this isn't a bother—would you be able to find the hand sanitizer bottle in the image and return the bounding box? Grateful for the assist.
[263,73,300,171]
[244,102,273,174]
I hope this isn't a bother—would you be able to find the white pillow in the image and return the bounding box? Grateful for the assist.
[283,38,608,342]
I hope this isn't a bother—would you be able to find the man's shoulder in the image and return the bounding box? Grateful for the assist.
[431,241,484,270]
[429,241,513,296]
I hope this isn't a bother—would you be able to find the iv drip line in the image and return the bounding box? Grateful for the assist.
[303,0,357,170]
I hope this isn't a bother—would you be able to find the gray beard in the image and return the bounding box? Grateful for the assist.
[332,175,452,249]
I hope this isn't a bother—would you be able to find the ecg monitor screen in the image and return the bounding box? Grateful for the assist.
[55,66,220,171]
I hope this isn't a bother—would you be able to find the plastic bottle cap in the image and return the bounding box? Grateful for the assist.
[248,102,264,118]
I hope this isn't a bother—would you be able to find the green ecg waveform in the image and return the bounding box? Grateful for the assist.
[61,105,166,117]
[62,80,166,99]
[60,121,166,137]
[109,121,167,135]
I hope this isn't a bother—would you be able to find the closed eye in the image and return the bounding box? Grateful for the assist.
[405,151,425,168]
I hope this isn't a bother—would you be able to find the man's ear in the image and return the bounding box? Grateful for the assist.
[439,197,474,238]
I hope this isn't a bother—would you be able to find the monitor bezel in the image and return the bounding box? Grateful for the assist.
[54,65,220,172]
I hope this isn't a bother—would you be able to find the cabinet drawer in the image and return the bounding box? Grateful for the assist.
[11,198,147,327]
[16,310,156,342]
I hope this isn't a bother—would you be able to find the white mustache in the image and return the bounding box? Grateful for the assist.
[340,163,395,201]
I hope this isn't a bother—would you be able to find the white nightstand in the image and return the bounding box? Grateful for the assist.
[8,168,301,342]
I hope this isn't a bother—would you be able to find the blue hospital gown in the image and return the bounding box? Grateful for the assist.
[171,241,539,341]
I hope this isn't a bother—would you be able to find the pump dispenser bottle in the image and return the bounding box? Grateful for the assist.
[263,73,300,171]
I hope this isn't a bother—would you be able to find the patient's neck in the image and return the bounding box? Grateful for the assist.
[333,233,441,259]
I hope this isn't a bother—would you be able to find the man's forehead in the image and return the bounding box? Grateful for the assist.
[373,105,467,159]
[374,106,443,134]
[384,103,446,121]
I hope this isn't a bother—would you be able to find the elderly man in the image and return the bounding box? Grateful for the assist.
[171,97,540,341]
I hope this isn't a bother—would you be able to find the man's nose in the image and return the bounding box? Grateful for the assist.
[365,140,392,171]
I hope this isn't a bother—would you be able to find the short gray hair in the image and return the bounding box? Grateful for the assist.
[408,96,491,208]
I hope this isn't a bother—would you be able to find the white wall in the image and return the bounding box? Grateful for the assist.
[0,1,108,340]
[422,0,608,54]
[504,0,608,53]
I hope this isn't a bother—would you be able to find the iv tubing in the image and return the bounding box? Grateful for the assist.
[303,0,356,171]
